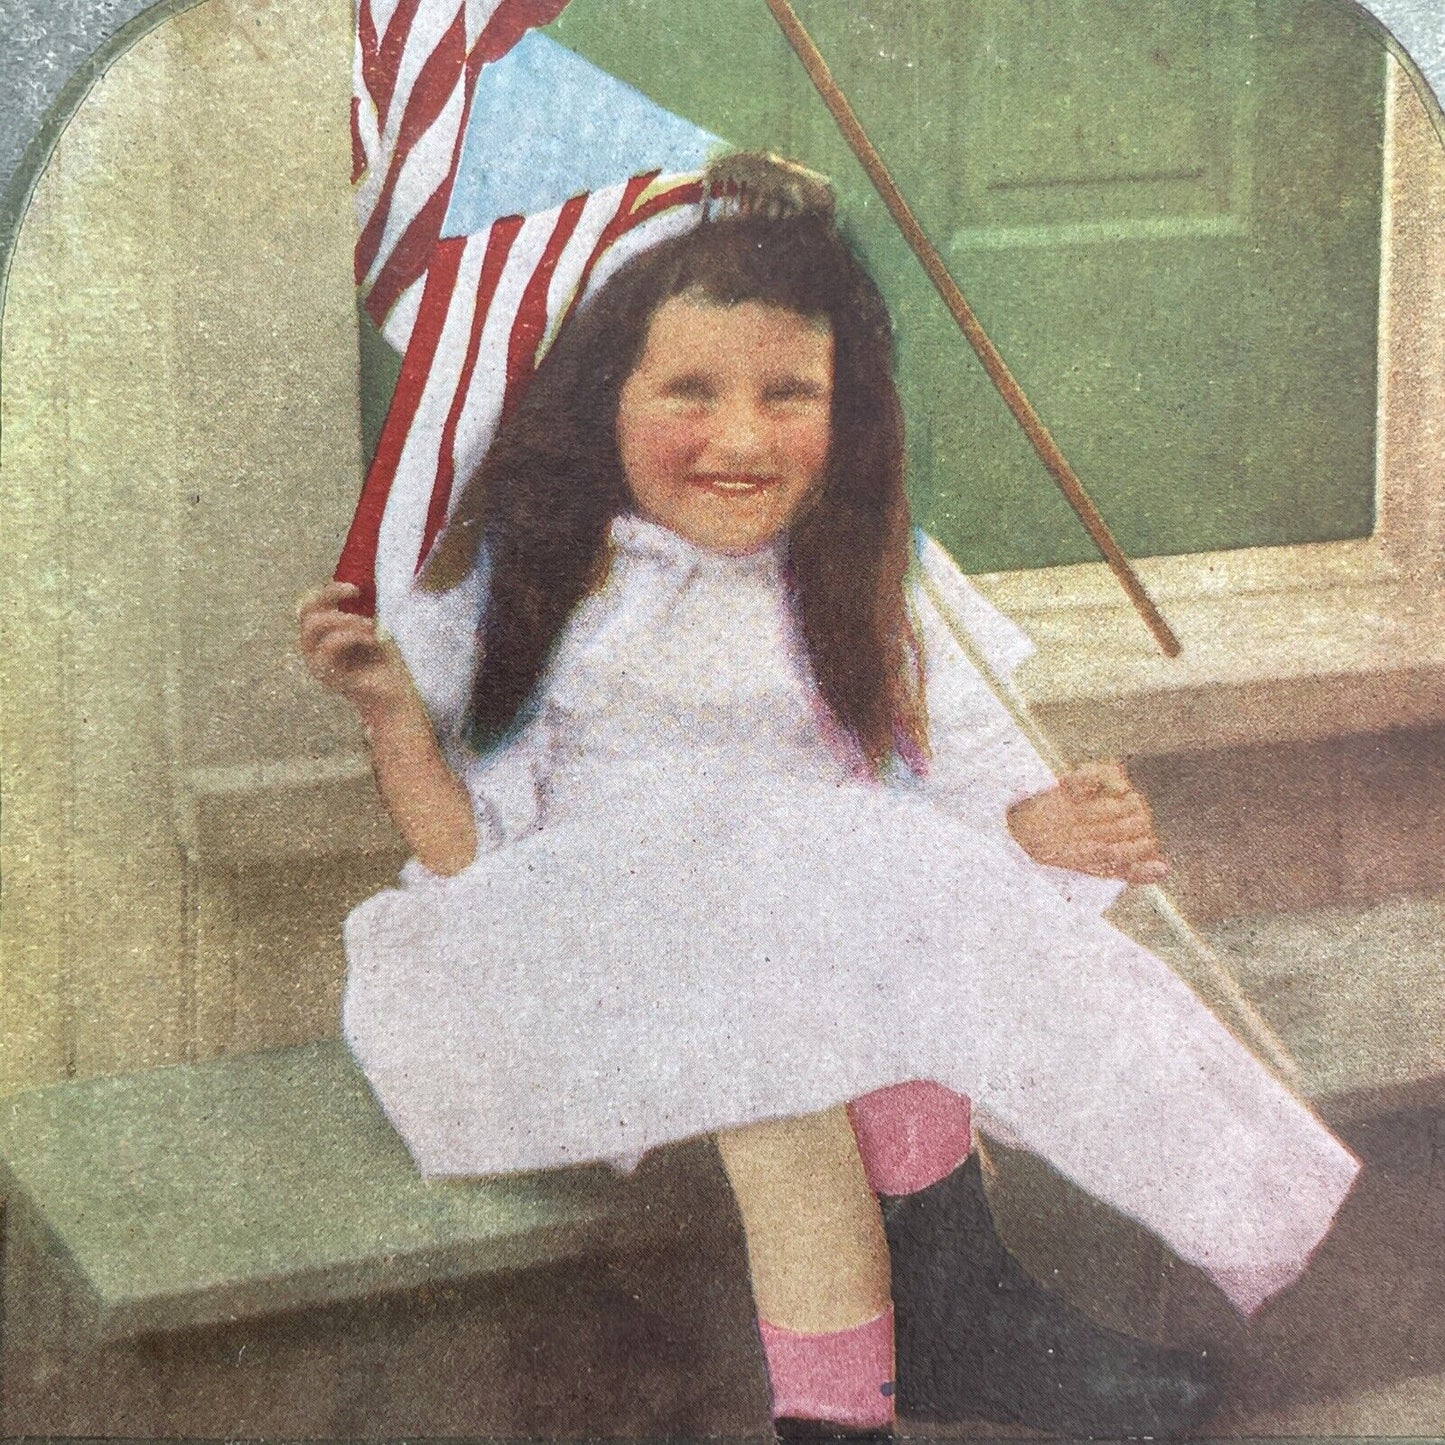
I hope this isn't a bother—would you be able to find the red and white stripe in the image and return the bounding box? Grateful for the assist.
[337,171,705,615]
[352,0,573,327]
[338,0,708,614]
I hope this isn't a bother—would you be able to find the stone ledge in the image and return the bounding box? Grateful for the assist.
[975,540,1445,758]
[1207,893,1445,1115]
[180,754,399,865]
[179,542,1445,865]
[0,1042,663,1342]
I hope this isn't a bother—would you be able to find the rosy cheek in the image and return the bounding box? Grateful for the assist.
[620,412,695,482]
[644,417,709,473]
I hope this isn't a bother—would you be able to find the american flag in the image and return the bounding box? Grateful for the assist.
[337,0,721,618]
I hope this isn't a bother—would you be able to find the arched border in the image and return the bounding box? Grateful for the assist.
[1343,0,1445,138]
[0,0,210,346]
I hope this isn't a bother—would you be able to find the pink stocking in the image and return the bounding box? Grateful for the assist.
[759,1308,896,1428]
[847,1081,973,1196]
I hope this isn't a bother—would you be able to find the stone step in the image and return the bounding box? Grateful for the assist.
[2,892,1439,1348]
[1207,891,1445,1110]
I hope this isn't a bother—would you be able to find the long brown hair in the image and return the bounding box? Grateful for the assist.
[424,209,925,772]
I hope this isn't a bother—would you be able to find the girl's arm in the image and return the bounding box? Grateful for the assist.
[297,582,478,876]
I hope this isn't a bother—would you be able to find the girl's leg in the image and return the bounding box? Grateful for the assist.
[846,1082,1221,1437]
[715,1107,895,1434]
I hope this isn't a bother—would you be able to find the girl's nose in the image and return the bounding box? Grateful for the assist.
[710,396,768,460]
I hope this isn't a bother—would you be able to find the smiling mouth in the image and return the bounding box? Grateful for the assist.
[690,475,780,495]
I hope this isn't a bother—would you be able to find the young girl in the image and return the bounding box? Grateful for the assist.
[298,161,1359,1440]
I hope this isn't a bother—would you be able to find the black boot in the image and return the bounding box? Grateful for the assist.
[773,1417,893,1442]
[883,1154,1222,1438]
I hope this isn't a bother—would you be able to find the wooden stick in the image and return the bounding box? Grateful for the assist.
[762,0,1182,658]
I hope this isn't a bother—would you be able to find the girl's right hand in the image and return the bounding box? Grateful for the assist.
[296,581,414,722]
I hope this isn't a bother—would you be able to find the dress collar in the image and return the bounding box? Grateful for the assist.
[609,513,786,580]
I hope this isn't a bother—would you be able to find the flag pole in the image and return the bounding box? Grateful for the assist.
[914,563,1301,1086]
[761,0,1182,659]
[761,0,1299,1081]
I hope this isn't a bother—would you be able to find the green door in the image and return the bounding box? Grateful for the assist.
[542,0,1384,572]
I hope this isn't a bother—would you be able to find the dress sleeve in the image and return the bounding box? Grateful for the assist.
[910,542,1057,827]
[380,548,551,887]
[911,535,1125,914]
[382,552,490,754]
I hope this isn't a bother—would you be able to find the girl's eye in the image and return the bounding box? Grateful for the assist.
[661,375,716,403]
[763,380,827,406]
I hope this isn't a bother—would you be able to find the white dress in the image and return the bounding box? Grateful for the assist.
[343,514,1359,1312]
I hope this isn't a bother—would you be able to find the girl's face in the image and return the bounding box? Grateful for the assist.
[616,295,833,554]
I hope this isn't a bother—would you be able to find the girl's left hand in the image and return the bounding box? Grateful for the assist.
[1006,761,1169,885]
